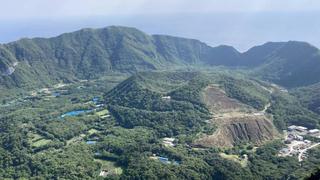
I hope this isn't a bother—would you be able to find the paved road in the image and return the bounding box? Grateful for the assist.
[298,143,320,162]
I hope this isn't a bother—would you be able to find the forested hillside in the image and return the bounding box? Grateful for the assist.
[1,26,320,90]
[0,26,239,89]
[292,83,320,115]
[1,26,320,179]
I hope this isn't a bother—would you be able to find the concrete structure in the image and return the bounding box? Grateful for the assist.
[280,148,290,154]
[99,170,109,177]
[279,126,320,162]
[296,135,304,141]
[308,129,320,134]
[288,125,297,131]
[163,137,175,147]
[304,140,312,144]
[162,96,171,100]
[288,125,308,132]
[296,126,308,132]
[96,104,104,108]
[101,114,111,119]
[287,133,303,141]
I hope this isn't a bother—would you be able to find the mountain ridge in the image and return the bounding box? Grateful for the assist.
[1,26,320,89]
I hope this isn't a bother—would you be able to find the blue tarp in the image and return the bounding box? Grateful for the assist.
[86,141,97,145]
[61,110,92,118]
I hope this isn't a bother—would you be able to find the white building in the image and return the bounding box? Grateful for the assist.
[308,129,320,134]
[288,125,297,131]
[162,96,171,100]
[163,137,175,147]
[296,135,304,141]
[280,148,290,154]
[304,140,312,144]
[296,126,308,132]
[99,170,109,177]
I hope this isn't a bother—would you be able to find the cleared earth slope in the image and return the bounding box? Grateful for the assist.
[194,85,279,147]
[104,71,280,146]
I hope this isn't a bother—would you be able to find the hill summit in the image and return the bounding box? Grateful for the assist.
[1,26,320,89]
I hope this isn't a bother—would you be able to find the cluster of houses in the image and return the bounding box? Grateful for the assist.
[28,84,70,101]
[287,125,320,137]
[147,137,180,165]
[279,125,320,161]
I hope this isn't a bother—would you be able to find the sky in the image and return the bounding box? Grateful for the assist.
[0,0,319,51]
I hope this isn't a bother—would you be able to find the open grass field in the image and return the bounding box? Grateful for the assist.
[28,132,52,148]
[94,159,123,175]
[95,109,109,117]
[32,139,52,148]
[220,153,248,167]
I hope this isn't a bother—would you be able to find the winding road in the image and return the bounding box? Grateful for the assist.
[298,143,320,162]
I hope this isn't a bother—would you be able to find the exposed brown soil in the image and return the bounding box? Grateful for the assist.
[193,85,279,148]
[201,85,249,113]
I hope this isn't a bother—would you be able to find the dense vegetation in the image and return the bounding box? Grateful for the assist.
[0,75,125,179]
[105,72,212,136]
[219,76,270,110]
[292,82,320,115]
[0,26,238,90]
[1,70,320,179]
[2,26,320,91]
[252,41,320,88]
[1,26,320,179]
[268,91,320,130]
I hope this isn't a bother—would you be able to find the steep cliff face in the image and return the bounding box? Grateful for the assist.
[194,85,279,147]
[195,116,278,147]
[226,117,276,143]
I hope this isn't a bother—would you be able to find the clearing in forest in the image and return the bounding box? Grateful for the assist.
[194,85,279,147]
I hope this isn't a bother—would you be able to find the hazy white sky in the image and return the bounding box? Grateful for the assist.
[1,0,320,19]
[0,0,319,51]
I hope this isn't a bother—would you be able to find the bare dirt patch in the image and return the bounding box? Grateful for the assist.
[202,85,250,113]
[194,85,279,147]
